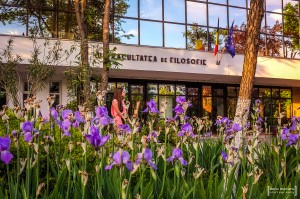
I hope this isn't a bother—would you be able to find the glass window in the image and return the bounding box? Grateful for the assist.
[50,82,60,107]
[147,84,158,94]
[140,0,162,20]
[107,82,116,93]
[266,12,282,32]
[186,25,208,50]
[209,28,226,52]
[208,0,226,4]
[266,35,283,57]
[272,88,280,98]
[116,19,138,45]
[159,84,175,95]
[227,98,237,119]
[202,97,212,116]
[208,4,227,28]
[280,89,291,98]
[164,0,185,23]
[202,86,212,96]
[28,12,54,37]
[131,85,144,94]
[259,88,271,98]
[187,2,207,26]
[124,0,138,17]
[227,87,237,97]
[284,0,299,7]
[228,0,246,8]
[159,96,174,118]
[131,95,144,116]
[252,88,259,98]
[164,23,186,48]
[187,96,199,116]
[140,21,162,46]
[229,7,246,27]
[213,97,224,116]
[176,85,186,95]
[213,88,223,96]
[266,0,282,12]
[188,87,198,95]
[0,7,26,36]
[117,82,128,94]
[281,99,292,118]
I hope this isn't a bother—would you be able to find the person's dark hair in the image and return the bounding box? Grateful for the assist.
[113,87,123,112]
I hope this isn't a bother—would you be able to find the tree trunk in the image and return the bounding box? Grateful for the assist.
[99,0,111,104]
[75,0,90,105]
[233,0,265,148]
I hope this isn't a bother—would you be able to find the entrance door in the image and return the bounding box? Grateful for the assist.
[212,88,226,120]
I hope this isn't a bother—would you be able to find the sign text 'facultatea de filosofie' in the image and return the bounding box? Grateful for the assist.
[111,53,207,66]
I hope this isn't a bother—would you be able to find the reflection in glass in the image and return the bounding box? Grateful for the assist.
[140,0,162,20]
[164,23,186,48]
[108,82,116,93]
[266,35,283,57]
[202,86,212,96]
[140,21,162,46]
[208,0,226,4]
[187,96,199,116]
[251,88,259,98]
[272,89,280,98]
[227,87,237,97]
[259,88,271,98]
[188,88,198,95]
[159,96,174,118]
[202,97,212,116]
[117,82,128,93]
[117,19,138,44]
[229,0,246,8]
[280,89,291,98]
[131,95,143,116]
[131,85,143,94]
[213,88,223,96]
[266,0,282,12]
[266,12,282,30]
[208,4,227,28]
[187,25,208,50]
[187,2,207,26]
[229,7,246,27]
[176,85,186,95]
[283,0,299,7]
[164,0,185,23]
[147,84,158,94]
[159,84,175,95]
[227,98,236,119]
[124,0,138,17]
[213,97,224,117]
[148,95,158,102]
[281,99,292,118]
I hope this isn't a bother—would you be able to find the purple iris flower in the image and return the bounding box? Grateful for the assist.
[173,105,184,115]
[244,122,251,129]
[221,151,228,161]
[176,96,186,104]
[232,123,242,132]
[11,130,17,138]
[0,136,13,164]
[256,117,263,123]
[105,150,133,171]
[96,106,109,118]
[290,124,297,131]
[61,119,72,137]
[136,148,157,169]
[143,100,160,114]
[118,124,132,134]
[286,134,299,147]
[62,110,72,120]
[85,126,110,150]
[166,148,188,166]
[24,132,33,143]
[205,132,212,137]
[50,107,58,120]
[147,131,157,141]
[74,111,85,123]
[22,121,33,133]
[178,123,194,137]
[99,116,112,127]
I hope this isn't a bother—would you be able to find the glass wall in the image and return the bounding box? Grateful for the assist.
[108,79,292,131]
[0,0,299,59]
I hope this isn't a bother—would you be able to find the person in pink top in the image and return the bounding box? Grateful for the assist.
[111,88,127,126]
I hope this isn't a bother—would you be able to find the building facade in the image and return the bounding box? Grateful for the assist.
[0,0,300,129]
